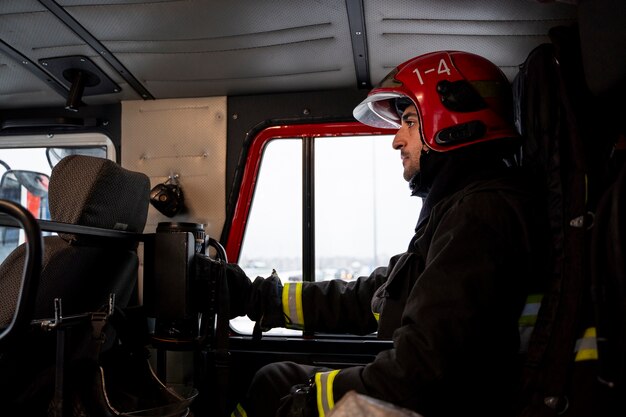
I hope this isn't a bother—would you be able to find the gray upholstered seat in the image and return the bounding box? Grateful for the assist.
[0,155,150,326]
[0,155,149,412]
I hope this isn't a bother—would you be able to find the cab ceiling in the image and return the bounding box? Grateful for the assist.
[0,0,577,110]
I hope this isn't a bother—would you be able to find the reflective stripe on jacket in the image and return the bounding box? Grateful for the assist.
[574,327,598,362]
[230,402,247,417]
[283,282,305,330]
[314,369,341,417]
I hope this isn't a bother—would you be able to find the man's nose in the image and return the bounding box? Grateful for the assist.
[392,129,405,150]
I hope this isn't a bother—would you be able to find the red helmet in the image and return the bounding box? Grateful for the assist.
[353,51,518,152]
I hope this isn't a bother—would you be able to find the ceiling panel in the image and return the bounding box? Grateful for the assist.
[364,0,578,82]
[0,53,65,108]
[58,0,356,97]
[0,0,582,110]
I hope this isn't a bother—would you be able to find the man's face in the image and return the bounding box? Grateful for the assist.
[392,104,426,181]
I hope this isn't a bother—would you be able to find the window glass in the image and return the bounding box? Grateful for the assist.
[233,139,302,335]
[231,134,422,335]
[0,134,113,264]
[315,136,420,282]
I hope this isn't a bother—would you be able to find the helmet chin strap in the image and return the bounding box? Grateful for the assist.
[408,140,433,197]
[408,154,432,198]
[410,150,443,229]
[409,171,426,197]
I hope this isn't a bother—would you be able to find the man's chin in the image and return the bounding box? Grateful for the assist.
[404,169,418,182]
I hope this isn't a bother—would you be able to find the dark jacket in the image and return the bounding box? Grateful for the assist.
[297,165,549,417]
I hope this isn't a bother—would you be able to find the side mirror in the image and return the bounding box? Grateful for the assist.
[5,170,48,196]
[0,170,50,219]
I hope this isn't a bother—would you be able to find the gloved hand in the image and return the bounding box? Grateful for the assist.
[223,262,253,318]
[247,270,285,332]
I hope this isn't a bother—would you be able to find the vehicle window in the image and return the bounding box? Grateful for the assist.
[232,139,302,336]
[231,135,422,335]
[315,136,420,281]
[0,133,114,264]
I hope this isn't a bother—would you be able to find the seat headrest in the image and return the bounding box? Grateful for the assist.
[49,155,150,234]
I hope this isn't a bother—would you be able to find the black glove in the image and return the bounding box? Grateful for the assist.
[247,270,285,332]
[196,259,284,326]
[223,262,253,318]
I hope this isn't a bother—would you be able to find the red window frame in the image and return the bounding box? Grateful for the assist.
[225,121,395,262]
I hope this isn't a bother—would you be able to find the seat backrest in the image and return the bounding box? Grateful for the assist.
[0,155,150,414]
[513,23,624,417]
[0,154,150,326]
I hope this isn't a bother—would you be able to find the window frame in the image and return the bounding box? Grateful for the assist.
[225,122,395,281]
[0,132,116,162]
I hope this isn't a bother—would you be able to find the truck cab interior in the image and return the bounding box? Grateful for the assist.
[0,1,624,416]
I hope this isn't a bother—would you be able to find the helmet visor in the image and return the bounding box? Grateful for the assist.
[353,91,410,129]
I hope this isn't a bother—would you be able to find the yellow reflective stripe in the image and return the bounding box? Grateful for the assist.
[518,293,543,353]
[230,403,247,417]
[518,293,543,326]
[373,312,380,322]
[283,283,304,330]
[315,370,340,417]
[575,327,598,362]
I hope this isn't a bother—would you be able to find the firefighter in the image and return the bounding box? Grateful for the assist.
[227,51,550,417]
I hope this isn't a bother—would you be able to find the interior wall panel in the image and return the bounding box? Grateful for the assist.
[121,97,227,240]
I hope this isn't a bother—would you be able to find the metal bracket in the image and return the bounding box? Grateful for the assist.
[37,0,154,100]
[345,0,371,89]
[39,55,121,97]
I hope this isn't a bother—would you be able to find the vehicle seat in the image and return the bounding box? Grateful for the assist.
[0,155,149,325]
[0,155,150,413]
